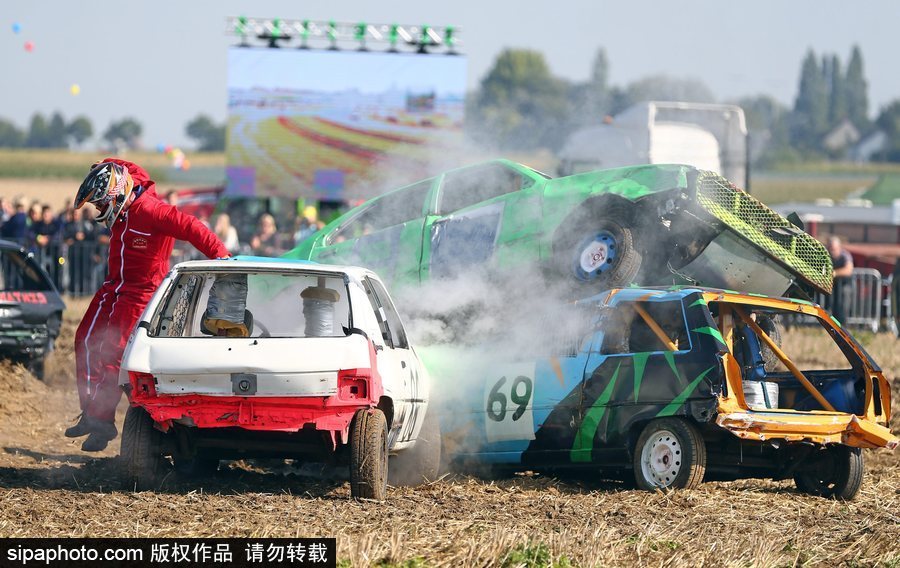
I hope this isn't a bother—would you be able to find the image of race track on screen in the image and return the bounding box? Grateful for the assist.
[226,48,467,199]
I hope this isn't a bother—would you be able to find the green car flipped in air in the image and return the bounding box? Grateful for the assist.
[284,160,832,297]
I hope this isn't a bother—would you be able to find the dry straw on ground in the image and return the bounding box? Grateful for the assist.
[0,303,897,567]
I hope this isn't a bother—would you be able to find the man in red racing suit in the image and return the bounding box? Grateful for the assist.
[66,158,229,451]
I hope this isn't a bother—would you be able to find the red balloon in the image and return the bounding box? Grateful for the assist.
[24,41,34,52]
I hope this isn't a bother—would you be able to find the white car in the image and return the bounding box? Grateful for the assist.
[119,257,438,499]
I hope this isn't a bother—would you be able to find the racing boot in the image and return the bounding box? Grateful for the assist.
[81,421,118,452]
[64,413,93,438]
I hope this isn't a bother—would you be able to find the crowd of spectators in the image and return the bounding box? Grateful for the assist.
[171,197,327,259]
[0,192,329,262]
[0,195,110,252]
[0,192,330,298]
[210,208,325,258]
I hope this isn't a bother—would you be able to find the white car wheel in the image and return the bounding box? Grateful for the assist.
[633,418,706,491]
[640,429,683,488]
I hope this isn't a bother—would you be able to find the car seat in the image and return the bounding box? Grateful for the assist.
[200,273,251,337]
[201,308,254,337]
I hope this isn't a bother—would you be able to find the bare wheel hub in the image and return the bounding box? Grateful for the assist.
[640,430,682,487]
[574,231,617,279]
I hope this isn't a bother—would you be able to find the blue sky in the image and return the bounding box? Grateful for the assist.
[4,0,900,148]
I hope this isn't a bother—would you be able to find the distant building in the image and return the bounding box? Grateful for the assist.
[556,101,748,187]
[849,129,889,163]
[822,119,861,153]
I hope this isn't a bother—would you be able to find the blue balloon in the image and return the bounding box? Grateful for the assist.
[12,22,21,34]
[156,143,166,153]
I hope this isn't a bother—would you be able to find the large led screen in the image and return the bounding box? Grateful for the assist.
[226,48,467,199]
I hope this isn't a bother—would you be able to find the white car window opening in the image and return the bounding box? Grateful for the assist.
[365,277,409,350]
[599,300,691,355]
[151,271,352,339]
[328,179,432,244]
[438,164,524,214]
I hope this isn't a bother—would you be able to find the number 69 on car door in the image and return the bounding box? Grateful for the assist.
[484,364,536,443]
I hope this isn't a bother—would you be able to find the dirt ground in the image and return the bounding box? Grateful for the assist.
[0,301,898,567]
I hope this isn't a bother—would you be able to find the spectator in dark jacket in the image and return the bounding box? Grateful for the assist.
[826,235,854,325]
[62,206,96,245]
[1,197,29,240]
[29,204,62,248]
[0,197,12,224]
[27,202,42,228]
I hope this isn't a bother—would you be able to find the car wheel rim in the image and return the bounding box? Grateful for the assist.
[574,231,617,280]
[640,430,682,487]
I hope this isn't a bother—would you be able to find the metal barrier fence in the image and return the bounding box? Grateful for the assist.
[34,242,106,296]
[25,242,196,297]
[814,268,885,333]
[887,274,900,337]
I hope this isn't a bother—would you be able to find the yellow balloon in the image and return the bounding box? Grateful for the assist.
[70,84,80,96]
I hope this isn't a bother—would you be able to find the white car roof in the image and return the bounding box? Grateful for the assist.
[169,256,379,282]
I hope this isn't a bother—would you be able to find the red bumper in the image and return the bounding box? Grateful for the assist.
[136,394,367,435]
[128,364,383,447]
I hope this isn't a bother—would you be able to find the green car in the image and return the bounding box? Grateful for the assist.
[283,160,832,297]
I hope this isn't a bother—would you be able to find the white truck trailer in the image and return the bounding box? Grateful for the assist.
[558,101,749,188]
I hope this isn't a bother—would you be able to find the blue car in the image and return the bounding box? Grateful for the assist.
[424,286,895,499]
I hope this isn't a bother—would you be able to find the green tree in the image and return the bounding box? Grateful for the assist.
[590,48,609,92]
[827,54,847,125]
[185,114,226,152]
[845,45,869,130]
[469,48,571,150]
[0,119,24,147]
[66,116,93,146]
[47,112,68,148]
[103,117,143,150]
[875,100,900,161]
[791,49,829,150]
[586,48,611,117]
[606,86,633,116]
[737,95,794,166]
[567,48,613,128]
[26,113,50,148]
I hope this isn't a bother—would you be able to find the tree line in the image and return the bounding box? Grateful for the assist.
[468,44,900,164]
[3,45,899,164]
[0,113,226,152]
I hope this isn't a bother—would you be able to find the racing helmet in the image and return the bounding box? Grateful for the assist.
[74,162,135,228]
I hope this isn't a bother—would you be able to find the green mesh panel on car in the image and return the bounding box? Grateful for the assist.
[695,171,833,294]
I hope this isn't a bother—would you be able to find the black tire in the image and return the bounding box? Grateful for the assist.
[388,406,441,487]
[794,446,864,500]
[633,418,706,491]
[553,208,642,295]
[120,406,168,490]
[26,356,45,381]
[174,456,219,478]
[349,408,388,500]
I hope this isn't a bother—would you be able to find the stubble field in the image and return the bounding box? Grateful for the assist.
[0,300,898,567]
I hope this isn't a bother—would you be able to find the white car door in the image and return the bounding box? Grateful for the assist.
[362,276,426,446]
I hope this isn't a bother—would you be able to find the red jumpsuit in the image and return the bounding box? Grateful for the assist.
[74,159,229,421]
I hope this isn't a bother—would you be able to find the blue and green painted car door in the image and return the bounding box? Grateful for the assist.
[522,291,724,467]
[421,328,592,465]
